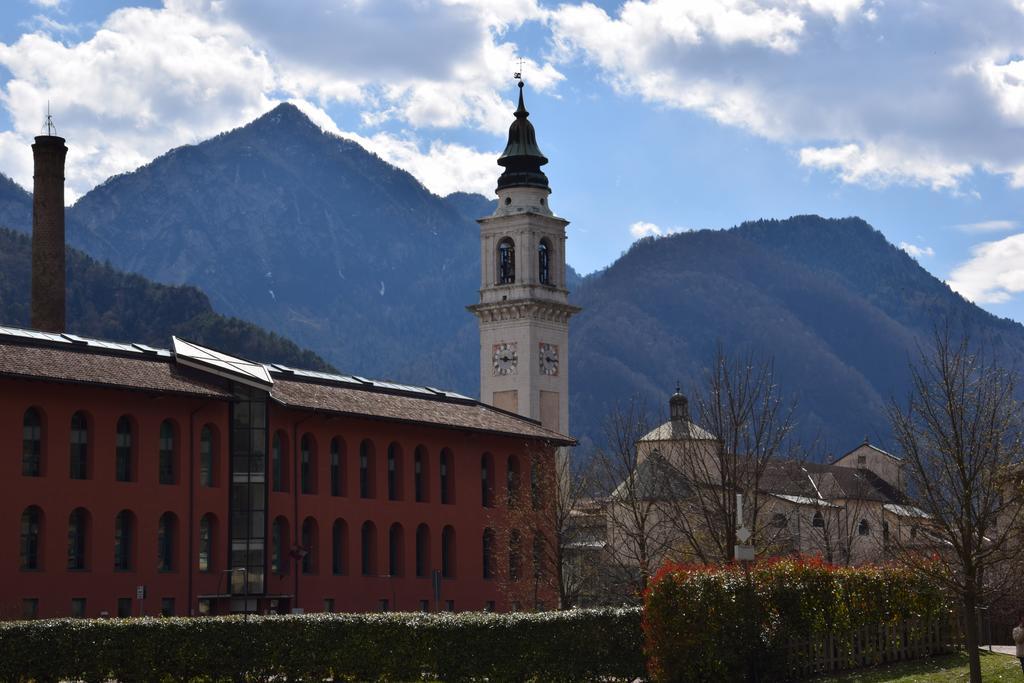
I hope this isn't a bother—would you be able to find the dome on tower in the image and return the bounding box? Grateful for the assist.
[496,81,550,191]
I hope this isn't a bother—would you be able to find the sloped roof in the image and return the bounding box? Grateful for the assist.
[0,340,231,398]
[271,377,571,443]
[0,326,573,444]
[639,418,716,442]
[611,451,692,501]
[836,441,901,463]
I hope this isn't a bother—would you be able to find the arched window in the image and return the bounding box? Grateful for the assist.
[361,521,377,576]
[114,510,134,571]
[332,519,348,575]
[389,523,405,577]
[271,516,289,575]
[812,511,824,528]
[272,432,289,492]
[530,460,542,510]
[387,442,402,501]
[440,448,453,504]
[301,434,316,495]
[858,519,871,536]
[68,508,89,570]
[441,526,456,579]
[200,426,216,487]
[533,534,546,579]
[199,514,214,572]
[507,455,521,506]
[302,517,318,574]
[20,506,42,570]
[115,416,133,482]
[482,528,495,579]
[481,453,494,508]
[538,238,552,285]
[330,437,345,497]
[414,446,428,503]
[22,408,42,476]
[360,440,375,499]
[509,530,522,582]
[157,512,177,571]
[69,412,88,480]
[415,524,430,578]
[158,421,176,485]
[497,237,515,284]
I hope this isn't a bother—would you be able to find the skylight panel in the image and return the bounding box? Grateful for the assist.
[0,326,72,343]
[172,337,273,388]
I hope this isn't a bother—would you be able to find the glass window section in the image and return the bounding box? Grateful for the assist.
[22,409,41,476]
[330,440,341,497]
[67,509,86,570]
[69,413,88,480]
[228,386,268,596]
[21,507,41,570]
[115,417,132,482]
[114,512,131,571]
[159,421,175,485]
[200,427,213,487]
[199,516,211,572]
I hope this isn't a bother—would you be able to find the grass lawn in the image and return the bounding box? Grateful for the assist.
[813,650,1021,682]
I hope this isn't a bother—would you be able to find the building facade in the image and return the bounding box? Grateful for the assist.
[3,329,568,619]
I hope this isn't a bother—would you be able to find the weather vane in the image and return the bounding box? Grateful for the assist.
[513,57,525,82]
[42,101,56,136]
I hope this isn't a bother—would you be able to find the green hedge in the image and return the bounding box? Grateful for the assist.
[0,608,643,682]
[644,558,954,682]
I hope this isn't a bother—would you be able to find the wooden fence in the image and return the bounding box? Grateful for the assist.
[785,616,959,678]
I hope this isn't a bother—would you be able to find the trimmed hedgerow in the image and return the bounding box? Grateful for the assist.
[0,607,643,683]
[643,557,954,682]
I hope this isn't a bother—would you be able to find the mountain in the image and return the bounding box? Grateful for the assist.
[65,103,481,391]
[569,216,1024,452]
[3,105,1021,455]
[0,227,332,370]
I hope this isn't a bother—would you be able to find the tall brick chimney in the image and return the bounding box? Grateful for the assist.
[31,134,68,333]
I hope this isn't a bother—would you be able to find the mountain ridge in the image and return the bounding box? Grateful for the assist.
[2,105,1022,453]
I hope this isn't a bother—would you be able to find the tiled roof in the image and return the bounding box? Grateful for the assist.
[271,378,572,443]
[0,327,572,444]
[0,341,231,398]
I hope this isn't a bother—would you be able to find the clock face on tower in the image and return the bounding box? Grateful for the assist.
[492,342,518,376]
[539,342,559,376]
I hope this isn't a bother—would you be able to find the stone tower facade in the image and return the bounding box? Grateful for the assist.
[468,82,579,435]
[31,134,68,333]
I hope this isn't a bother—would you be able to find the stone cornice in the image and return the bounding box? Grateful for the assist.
[467,299,582,324]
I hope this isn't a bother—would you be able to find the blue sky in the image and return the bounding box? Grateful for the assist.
[2,1,1024,322]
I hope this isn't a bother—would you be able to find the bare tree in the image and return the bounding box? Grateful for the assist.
[887,331,1024,683]
[490,443,593,610]
[803,466,881,565]
[669,345,801,563]
[591,397,677,599]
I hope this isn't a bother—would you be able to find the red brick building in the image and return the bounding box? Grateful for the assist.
[2,328,568,618]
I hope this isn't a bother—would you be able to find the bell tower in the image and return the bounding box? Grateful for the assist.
[468,80,580,436]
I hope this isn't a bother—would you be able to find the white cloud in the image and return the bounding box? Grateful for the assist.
[629,220,691,238]
[30,0,62,8]
[898,241,935,259]
[549,0,1024,192]
[955,219,1019,233]
[948,234,1024,303]
[0,1,552,199]
[0,5,277,199]
[288,99,499,197]
[798,144,972,191]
